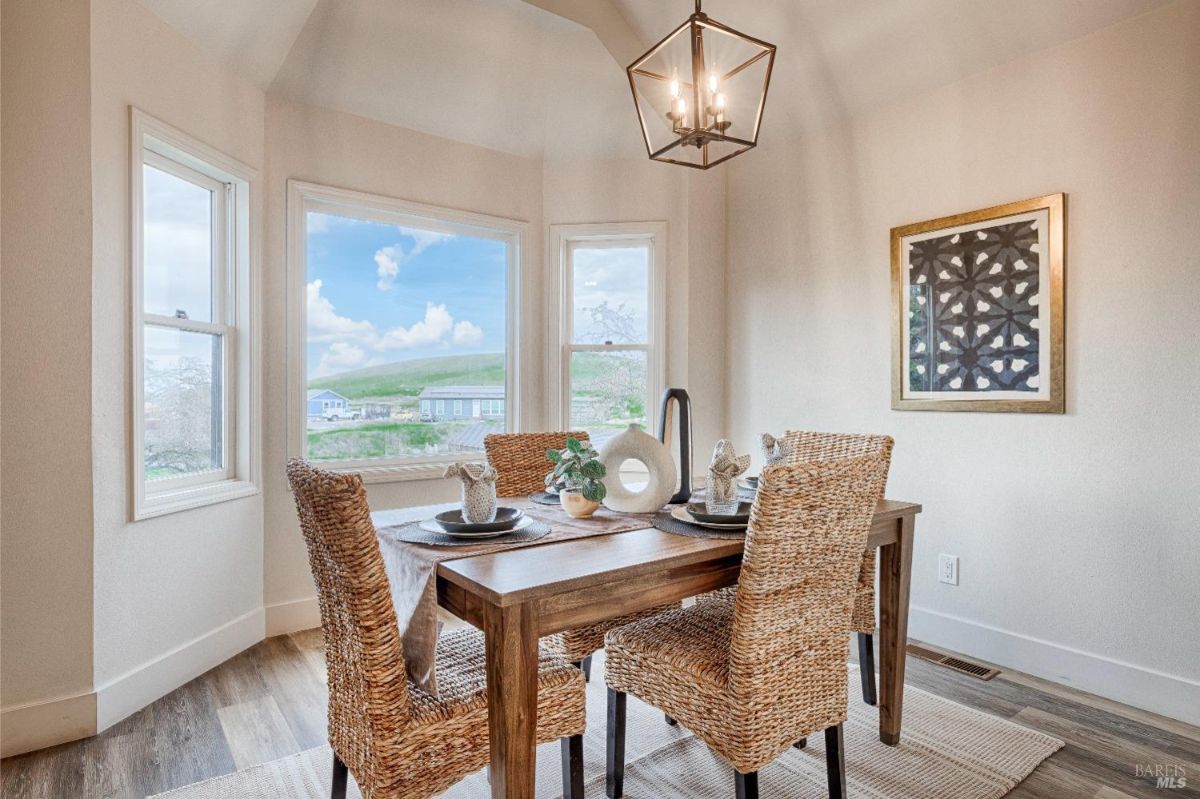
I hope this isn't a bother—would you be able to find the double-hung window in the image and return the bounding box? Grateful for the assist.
[289,181,522,480]
[549,223,666,450]
[132,110,258,519]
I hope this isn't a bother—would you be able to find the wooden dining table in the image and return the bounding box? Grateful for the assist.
[434,498,921,799]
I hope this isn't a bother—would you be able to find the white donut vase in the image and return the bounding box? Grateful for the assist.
[598,423,678,513]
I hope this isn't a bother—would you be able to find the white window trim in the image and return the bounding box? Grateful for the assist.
[130,108,261,520]
[287,180,525,483]
[547,222,667,432]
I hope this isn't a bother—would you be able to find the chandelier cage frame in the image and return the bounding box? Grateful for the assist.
[626,0,777,170]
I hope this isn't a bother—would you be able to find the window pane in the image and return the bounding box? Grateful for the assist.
[569,350,647,448]
[572,246,649,344]
[304,210,508,462]
[144,325,223,480]
[143,163,214,322]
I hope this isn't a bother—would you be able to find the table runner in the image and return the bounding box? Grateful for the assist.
[372,497,656,696]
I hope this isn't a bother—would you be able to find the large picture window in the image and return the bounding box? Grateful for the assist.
[549,223,666,450]
[289,182,521,477]
[132,110,258,519]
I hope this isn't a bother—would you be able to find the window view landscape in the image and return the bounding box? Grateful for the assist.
[568,244,651,448]
[305,210,509,462]
[142,161,226,482]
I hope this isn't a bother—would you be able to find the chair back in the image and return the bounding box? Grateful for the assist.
[286,459,409,779]
[780,430,894,496]
[728,438,892,742]
[484,431,591,496]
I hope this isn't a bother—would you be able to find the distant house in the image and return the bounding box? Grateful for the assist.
[418,385,504,421]
[307,389,351,419]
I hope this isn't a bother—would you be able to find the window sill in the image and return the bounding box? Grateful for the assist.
[134,478,260,521]
[316,456,487,485]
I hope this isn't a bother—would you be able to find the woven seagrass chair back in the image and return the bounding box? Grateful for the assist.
[287,458,410,779]
[779,431,894,495]
[728,445,892,725]
[484,431,591,496]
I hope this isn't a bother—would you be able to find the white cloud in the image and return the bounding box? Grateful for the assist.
[377,303,455,350]
[374,229,452,291]
[452,320,484,347]
[311,341,367,378]
[374,246,400,291]
[306,280,377,343]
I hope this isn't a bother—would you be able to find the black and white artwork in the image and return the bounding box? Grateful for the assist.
[901,210,1051,402]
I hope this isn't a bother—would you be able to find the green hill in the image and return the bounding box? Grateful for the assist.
[308,353,505,400]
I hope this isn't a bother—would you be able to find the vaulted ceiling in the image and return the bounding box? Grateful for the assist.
[137,0,1173,160]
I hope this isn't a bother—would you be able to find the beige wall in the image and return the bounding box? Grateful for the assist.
[261,96,546,624]
[87,0,266,727]
[0,0,97,750]
[724,0,1200,722]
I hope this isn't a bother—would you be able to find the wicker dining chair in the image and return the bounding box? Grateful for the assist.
[484,431,679,682]
[604,444,893,799]
[782,430,894,708]
[286,459,587,799]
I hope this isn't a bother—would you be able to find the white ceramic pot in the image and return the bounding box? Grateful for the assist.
[560,490,600,519]
[598,423,678,513]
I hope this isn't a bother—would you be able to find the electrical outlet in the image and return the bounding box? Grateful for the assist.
[938,554,959,586]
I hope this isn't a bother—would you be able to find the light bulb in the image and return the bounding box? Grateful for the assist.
[715,92,726,110]
[676,98,687,122]
[670,69,680,99]
[708,70,718,93]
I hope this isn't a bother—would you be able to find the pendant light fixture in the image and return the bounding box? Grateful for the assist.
[627,0,776,169]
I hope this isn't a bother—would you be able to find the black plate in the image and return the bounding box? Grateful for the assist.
[686,501,752,524]
[435,506,524,533]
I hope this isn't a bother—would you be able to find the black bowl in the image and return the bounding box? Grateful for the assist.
[686,501,752,524]
[435,506,524,533]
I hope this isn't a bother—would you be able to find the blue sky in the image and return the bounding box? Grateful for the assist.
[306,211,507,378]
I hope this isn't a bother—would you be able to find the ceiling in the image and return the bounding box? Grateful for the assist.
[137,0,1173,160]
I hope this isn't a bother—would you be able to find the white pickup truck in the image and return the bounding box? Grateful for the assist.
[323,406,360,421]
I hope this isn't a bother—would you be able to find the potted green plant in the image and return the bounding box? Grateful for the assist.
[546,437,607,518]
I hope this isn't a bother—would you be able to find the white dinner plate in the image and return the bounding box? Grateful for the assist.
[419,514,535,539]
[670,505,747,530]
[738,478,759,492]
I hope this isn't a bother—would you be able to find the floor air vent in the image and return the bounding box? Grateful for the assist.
[907,644,1001,681]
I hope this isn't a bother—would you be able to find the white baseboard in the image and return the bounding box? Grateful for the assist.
[94,607,265,732]
[908,604,1200,726]
[265,596,320,637]
[0,690,97,758]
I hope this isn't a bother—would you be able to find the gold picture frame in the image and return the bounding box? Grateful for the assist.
[891,193,1065,413]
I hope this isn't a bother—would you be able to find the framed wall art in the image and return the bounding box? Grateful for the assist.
[891,193,1065,413]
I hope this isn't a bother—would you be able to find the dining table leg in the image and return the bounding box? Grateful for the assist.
[484,600,540,799]
[877,513,915,745]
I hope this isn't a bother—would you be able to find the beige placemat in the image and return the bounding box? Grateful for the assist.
[373,498,655,695]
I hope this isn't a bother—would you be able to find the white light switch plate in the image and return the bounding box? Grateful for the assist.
[938,554,959,585]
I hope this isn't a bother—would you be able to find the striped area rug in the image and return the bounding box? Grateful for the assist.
[153,658,1062,799]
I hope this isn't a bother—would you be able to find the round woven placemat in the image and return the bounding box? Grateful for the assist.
[650,511,745,540]
[529,491,561,506]
[385,519,552,547]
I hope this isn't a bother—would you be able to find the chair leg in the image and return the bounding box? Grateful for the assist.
[858,631,877,706]
[606,689,627,799]
[664,713,677,726]
[793,737,806,749]
[331,752,348,799]
[561,735,584,799]
[581,653,594,682]
[825,723,847,799]
[734,770,759,799]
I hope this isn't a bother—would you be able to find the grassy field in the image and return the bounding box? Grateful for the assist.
[306,421,459,460]
[307,351,641,401]
[307,353,505,401]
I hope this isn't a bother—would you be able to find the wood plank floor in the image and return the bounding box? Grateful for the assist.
[2,629,1196,798]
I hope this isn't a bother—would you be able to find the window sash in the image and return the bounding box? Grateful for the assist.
[139,149,237,495]
[550,224,665,433]
[289,181,524,478]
